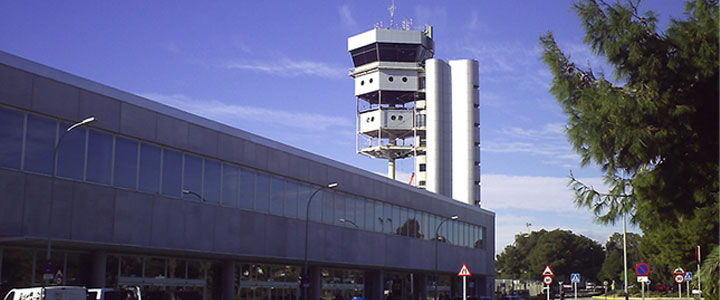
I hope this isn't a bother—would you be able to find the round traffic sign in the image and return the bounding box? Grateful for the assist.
[674,274,684,284]
[543,276,553,285]
[635,262,650,276]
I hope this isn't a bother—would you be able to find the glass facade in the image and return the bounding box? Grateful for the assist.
[0,105,486,249]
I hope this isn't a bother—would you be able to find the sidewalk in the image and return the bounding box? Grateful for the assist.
[592,296,698,300]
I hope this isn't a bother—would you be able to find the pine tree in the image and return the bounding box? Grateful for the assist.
[540,0,718,292]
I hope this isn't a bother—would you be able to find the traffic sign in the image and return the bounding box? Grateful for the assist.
[635,262,650,276]
[603,280,608,286]
[458,264,472,277]
[673,267,685,275]
[543,276,553,285]
[674,274,685,284]
[637,276,649,283]
[684,272,692,281]
[570,273,580,283]
[54,269,63,285]
[42,259,56,274]
[542,265,554,276]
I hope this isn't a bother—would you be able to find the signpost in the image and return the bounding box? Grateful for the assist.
[570,273,580,300]
[635,263,651,300]
[603,281,608,300]
[673,267,685,300]
[542,265,554,300]
[684,272,693,298]
[458,264,471,300]
[696,246,701,299]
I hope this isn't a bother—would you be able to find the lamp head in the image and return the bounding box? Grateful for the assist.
[450,215,459,220]
[327,182,339,189]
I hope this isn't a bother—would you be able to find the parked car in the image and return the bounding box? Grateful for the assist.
[88,287,142,300]
[3,286,87,300]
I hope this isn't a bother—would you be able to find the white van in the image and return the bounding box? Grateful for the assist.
[3,286,87,300]
[88,287,142,300]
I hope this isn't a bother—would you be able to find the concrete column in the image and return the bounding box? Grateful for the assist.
[413,273,427,300]
[89,251,106,288]
[310,266,322,300]
[221,261,235,300]
[364,270,384,300]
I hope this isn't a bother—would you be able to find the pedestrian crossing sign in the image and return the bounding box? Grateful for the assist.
[571,273,580,283]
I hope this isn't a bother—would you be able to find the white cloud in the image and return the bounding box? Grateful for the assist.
[481,174,605,212]
[141,93,353,131]
[224,58,347,79]
[482,122,581,167]
[338,3,357,28]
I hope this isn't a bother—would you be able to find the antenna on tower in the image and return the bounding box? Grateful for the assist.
[388,0,396,29]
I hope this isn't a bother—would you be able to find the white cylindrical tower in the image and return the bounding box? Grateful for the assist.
[425,59,452,198]
[449,59,480,205]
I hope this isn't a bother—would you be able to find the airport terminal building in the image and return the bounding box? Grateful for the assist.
[0,51,495,300]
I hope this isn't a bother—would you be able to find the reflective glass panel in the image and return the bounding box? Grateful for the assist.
[114,136,138,189]
[321,191,334,224]
[364,199,374,231]
[56,122,86,180]
[139,143,161,193]
[344,196,354,227]
[204,159,221,203]
[161,149,182,197]
[24,114,56,175]
[182,154,202,200]
[0,107,24,169]
[354,197,365,230]
[283,179,298,218]
[255,172,270,213]
[393,205,401,235]
[298,183,313,221]
[86,129,112,184]
[238,167,255,210]
[334,192,345,226]
[374,201,383,232]
[269,175,284,216]
[221,164,239,207]
[383,203,393,234]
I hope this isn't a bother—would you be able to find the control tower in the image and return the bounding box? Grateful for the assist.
[348,26,434,181]
[348,26,480,206]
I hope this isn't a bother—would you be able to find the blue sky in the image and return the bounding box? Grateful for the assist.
[0,0,686,253]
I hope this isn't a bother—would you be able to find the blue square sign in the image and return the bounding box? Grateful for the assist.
[571,273,581,283]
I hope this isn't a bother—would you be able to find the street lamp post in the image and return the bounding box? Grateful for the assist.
[339,218,359,229]
[434,215,458,300]
[183,189,206,201]
[47,116,95,262]
[303,182,338,300]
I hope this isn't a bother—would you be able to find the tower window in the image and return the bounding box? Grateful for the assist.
[402,77,408,82]
[388,76,394,82]
[419,163,426,171]
[369,78,373,83]
[360,80,365,86]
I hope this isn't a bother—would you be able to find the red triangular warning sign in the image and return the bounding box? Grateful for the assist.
[457,264,472,277]
[542,265,554,276]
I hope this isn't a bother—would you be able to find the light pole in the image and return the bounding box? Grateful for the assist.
[434,215,458,300]
[182,189,206,201]
[47,116,95,261]
[303,182,338,300]
[339,218,359,229]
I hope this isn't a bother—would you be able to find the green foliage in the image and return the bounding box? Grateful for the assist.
[540,0,718,295]
[495,229,605,282]
[597,233,642,282]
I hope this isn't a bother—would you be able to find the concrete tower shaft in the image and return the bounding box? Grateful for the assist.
[449,59,480,205]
